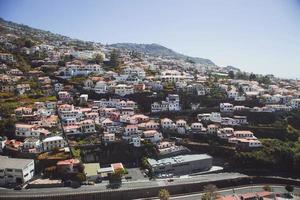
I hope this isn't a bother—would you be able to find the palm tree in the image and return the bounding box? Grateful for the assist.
[158,188,170,200]
[263,185,272,192]
[203,184,218,199]
[201,193,211,200]
[285,185,294,194]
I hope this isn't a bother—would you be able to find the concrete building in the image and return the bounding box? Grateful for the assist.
[147,154,212,176]
[0,156,34,186]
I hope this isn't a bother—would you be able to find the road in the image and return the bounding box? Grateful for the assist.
[139,185,300,200]
[0,172,246,197]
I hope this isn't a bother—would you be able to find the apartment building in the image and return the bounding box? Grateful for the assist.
[0,156,34,186]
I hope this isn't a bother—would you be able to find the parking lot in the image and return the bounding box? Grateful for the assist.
[124,168,148,182]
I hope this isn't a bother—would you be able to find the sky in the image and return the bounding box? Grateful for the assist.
[0,0,300,78]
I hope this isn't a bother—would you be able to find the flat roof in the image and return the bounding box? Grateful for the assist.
[148,154,212,167]
[98,166,114,174]
[0,156,34,170]
[43,136,64,142]
[83,163,101,176]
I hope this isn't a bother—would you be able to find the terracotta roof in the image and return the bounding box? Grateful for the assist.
[57,159,80,166]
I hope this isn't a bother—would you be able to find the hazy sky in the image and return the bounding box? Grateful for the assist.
[1,0,300,78]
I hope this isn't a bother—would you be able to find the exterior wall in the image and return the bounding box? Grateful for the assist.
[0,160,34,186]
[42,139,66,151]
[150,157,212,176]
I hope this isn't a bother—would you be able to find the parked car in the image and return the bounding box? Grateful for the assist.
[14,185,22,190]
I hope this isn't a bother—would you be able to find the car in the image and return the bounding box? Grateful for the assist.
[71,181,81,188]
[95,177,102,183]
[14,185,22,190]
[64,180,72,187]
[88,181,95,185]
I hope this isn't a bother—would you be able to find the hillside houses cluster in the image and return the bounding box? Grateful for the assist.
[2,19,300,187]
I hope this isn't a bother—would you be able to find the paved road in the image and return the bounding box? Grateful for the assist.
[0,173,246,197]
[139,185,300,200]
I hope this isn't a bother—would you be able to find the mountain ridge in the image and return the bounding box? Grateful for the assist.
[109,43,216,66]
[0,18,216,67]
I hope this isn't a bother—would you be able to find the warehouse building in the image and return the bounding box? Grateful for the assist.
[147,154,212,176]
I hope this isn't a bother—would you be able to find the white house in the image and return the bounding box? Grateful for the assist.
[0,53,15,62]
[233,116,248,125]
[166,94,180,111]
[15,124,49,138]
[94,81,108,94]
[236,139,262,149]
[217,127,234,139]
[114,84,134,96]
[290,99,300,109]
[79,94,88,105]
[221,117,238,126]
[220,103,234,113]
[123,66,146,79]
[130,136,141,147]
[79,119,96,134]
[123,125,139,141]
[143,130,163,143]
[58,91,72,101]
[198,112,222,123]
[151,94,180,113]
[227,89,239,99]
[191,123,205,131]
[42,136,67,151]
[63,64,104,77]
[23,138,41,153]
[0,137,7,153]
[176,119,187,128]
[161,118,176,129]
[102,133,116,143]
[207,124,219,134]
[58,104,83,121]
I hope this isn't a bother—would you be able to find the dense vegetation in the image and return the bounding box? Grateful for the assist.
[233,139,300,175]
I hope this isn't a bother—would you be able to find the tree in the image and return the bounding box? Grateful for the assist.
[249,73,256,81]
[158,188,170,200]
[93,53,104,64]
[44,166,57,178]
[201,193,211,200]
[141,156,150,169]
[109,49,121,68]
[24,39,34,48]
[258,75,271,85]
[109,167,125,184]
[203,184,218,199]
[228,71,235,79]
[285,185,294,193]
[75,172,86,183]
[263,185,272,192]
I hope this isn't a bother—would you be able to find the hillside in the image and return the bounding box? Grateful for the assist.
[110,43,216,67]
[0,18,216,67]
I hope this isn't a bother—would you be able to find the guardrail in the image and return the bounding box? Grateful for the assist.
[1,176,300,200]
